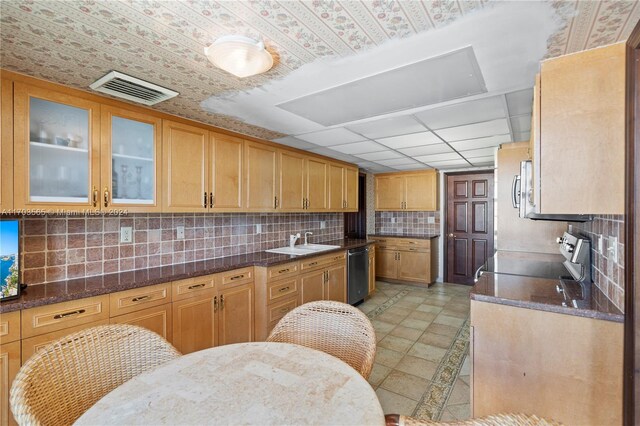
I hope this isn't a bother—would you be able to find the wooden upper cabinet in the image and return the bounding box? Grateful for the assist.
[375,175,404,210]
[1,80,13,211]
[101,106,162,212]
[244,140,278,211]
[210,132,243,211]
[13,83,101,211]
[375,170,438,211]
[279,150,305,211]
[305,157,328,211]
[328,163,345,210]
[344,167,358,211]
[539,42,625,214]
[162,120,209,212]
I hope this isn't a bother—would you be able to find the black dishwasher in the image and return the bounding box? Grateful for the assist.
[347,246,369,305]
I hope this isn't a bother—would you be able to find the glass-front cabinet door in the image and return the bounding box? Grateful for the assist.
[13,83,100,211]
[101,106,161,212]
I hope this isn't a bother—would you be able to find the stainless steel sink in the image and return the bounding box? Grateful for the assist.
[265,244,340,256]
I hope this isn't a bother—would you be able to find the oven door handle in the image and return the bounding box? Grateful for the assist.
[511,175,521,209]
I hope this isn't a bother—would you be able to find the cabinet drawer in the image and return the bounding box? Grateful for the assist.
[0,310,20,344]
[267,262,299,281]
[172,275,216,302]
[109,283,171,317]
[267,277,298,303]
[220,267,254,287]
[268,296,298,324]
[399,247,429,254]
[396,239,430,249]
[300,251,346,272]
[22,295,109,339]
[21,319,109,363]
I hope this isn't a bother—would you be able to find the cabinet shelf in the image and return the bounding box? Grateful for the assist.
[112,153,153,162]
[30,141,88,154]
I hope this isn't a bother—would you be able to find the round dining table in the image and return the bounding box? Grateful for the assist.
[74,342,385,425]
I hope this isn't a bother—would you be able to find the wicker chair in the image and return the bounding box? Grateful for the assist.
[385,413,563,426]
[10,324,181,426]
[267,300,377,379]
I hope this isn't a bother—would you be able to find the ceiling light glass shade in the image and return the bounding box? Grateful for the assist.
[204,35,273,78]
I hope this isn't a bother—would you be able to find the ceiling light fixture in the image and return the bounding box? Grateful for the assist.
[204,35,273,78]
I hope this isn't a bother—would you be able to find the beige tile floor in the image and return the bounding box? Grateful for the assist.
[358,281,471,422]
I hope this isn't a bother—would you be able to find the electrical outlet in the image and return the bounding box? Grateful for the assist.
[597,234,603,254]
[256,224,262,234]
[176,226,185,240]
[391,217,396,224]
[427,217,435,224]
[120,227,132,243]
[320,221,326,229]
[608,236,618,263]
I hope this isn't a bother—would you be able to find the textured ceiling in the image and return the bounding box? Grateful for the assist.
[1,0,638,171]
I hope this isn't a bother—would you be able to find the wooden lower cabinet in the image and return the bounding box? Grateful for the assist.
[368,247,376,295]
[110,303,172,342]
[218,283,254,346]
[299,270,325,305]
[325,263,346,302]
[371,237,438,285]
[172,290,218,354]
[397,250,430,283]
[1,341,20,426]
[471,300,622,425]
[376,247,398,280]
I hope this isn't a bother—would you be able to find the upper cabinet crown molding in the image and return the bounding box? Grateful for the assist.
[375,169,439,211]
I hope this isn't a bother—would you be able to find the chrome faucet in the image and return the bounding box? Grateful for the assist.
[289,233,300,248]
[304,232,313,245]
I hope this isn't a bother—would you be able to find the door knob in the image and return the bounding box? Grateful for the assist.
[448,233,455,238]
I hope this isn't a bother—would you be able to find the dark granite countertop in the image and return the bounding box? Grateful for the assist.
[0,239,372,314]
[368,233,440,240]
[471,273,623,323]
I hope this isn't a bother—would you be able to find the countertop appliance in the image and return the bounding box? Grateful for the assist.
[476,231,593,309]
[513,161,592,222]
[347,246,369,305]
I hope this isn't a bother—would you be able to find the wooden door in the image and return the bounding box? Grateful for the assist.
[100,106,162,212]
[210,132,243,210]
[344,167,358,211]
[375,247,398,279]
[1,341,20,426]
[279,150,305,211]
[13,83,101,211]
[109,304,172,342]
[244,141,278,211]
[218,283,254,346]
[325,263,347,303]
[368,248,376,295]
[162,120,209,212]
[397,250,430,284]
[1,79,13,211]
[299,270,325,305]
[172,292,217,354]
[446,172,494,285]
[375,175,404,210]
[306,157,328,210]
[328,163,344,210]
[405,171,438,211]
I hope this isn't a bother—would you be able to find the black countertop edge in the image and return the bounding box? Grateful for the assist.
[0,239,373,313]
[368,234,440,240]
[470,292,624,323]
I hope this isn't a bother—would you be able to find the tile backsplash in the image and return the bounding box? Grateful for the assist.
[374,211,440,236]
[20,213,343,285]
[570,215,625,312]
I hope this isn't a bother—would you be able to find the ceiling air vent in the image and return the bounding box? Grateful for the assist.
[89,71,179,106]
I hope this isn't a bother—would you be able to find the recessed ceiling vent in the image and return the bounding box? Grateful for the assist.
[90,71,179,106]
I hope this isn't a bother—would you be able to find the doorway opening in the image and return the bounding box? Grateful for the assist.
[444,171,495,285]
[344,173,367,239]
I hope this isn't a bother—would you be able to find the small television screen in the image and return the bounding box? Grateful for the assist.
[1,220,20,300]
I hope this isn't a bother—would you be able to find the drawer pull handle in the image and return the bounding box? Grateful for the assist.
[409,248,416,251]
[278,268,289,273]
[278,286,290,292]
[229,275,244,281]
[409,242,417,244]
[308,262,318,266]
[131,295,151,303]
[280,308,290,314]
[53,309,86,320]
[188,283,206,290]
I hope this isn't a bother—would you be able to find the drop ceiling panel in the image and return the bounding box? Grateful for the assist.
[399,143,454,157]
[506,88,534,116]
[435,118,510,142]
[391,164,432,171]
[376,131,441,149]
[414,152,464,163]
[415,96,506,130]
[376,158,422,166]
[427,159,471,167]
[329,141,386,154]
[307,147,360,162]
[276,46,487,126]
[459,147,497,158]
[355,151,403,161]
[273,136,318,150]
[448,134,512,151]
[510,115,531,134]
[296,128,366,146]
[469,155,496,165]
[346,116,427,139]
[513,131,531,142]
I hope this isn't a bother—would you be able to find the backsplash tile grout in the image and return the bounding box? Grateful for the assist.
[374,211,440,236]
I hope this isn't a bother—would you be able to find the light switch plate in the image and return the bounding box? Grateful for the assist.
[608,236,618,263]
[176,226,185,240]
[320,221,326,229]
[391,217,396,223]
[597,234,603,254]
[428,217,435,224]
[256,224,262,234]
[120,227,132,243]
